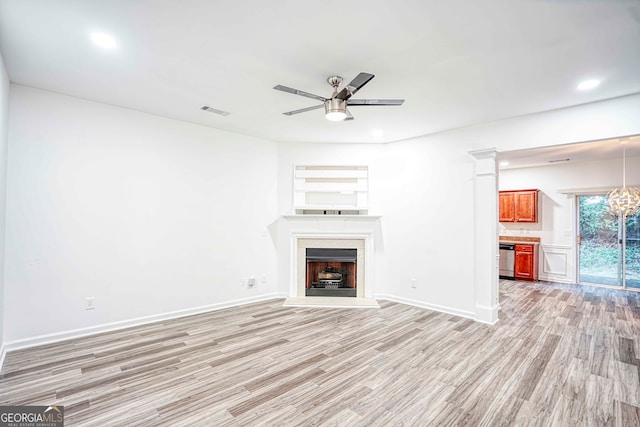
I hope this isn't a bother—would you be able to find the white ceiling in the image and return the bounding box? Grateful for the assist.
[1,0,640,145]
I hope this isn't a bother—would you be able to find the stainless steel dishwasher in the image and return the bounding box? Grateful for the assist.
[499,243,515,279]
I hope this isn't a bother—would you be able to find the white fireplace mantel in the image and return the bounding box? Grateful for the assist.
[278,215,381,307]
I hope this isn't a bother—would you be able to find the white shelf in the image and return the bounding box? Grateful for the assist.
[293,165,369,214]
[295,169,368,179]
[297,183,368,192]
[282,214,381,220]
[294,204,364,209]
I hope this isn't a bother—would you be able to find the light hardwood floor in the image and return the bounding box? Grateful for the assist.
[2,280,640,426]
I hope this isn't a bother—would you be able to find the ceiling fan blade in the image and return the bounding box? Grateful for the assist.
[347,99,405,106]
[335,72,375,100]
[344,109,354,121]
[274,85,327,102]
[283,104,325,116]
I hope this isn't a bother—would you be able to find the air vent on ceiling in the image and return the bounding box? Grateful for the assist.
[201,106,230,116]
[548,158,571,163]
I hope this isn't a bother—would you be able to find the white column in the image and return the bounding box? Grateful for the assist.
[469,148,499,324]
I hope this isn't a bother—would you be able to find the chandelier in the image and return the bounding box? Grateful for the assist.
[607,139,640,217]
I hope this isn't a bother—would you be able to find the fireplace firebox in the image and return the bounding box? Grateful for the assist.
[306,248,357,297]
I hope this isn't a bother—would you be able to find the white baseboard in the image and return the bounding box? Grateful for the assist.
[375,294,476,321]
[539,274,574,284]
[0,344,6,373]
[3,293,288,355]
[474,303,500,325]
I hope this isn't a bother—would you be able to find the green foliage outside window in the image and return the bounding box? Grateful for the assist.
[579,196,639,272]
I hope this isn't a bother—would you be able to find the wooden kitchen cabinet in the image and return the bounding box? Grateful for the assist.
[499,192,516,222]
[514,244,538,280]
[499,190,538,223]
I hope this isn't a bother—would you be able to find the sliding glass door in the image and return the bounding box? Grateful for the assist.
[626,214,640,288]
[577,195,640,289]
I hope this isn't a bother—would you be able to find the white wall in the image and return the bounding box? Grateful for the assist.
[276,139,476,316]
[499,155,640,283]
[4,85,279,344]
[0,52,10,354]
[5,84,640,345]
[456,93,640,152]
[375,138,476,314]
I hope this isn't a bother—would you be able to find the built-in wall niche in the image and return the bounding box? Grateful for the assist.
[293,165,368,215]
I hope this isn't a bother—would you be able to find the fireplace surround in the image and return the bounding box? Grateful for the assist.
[279,215,380,307]
[296,238,365,299]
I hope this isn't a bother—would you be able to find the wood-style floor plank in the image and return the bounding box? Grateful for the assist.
[2,280,640,425]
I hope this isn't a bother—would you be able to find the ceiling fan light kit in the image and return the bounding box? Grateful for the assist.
[274,72,404,122]
[324,98,347,121]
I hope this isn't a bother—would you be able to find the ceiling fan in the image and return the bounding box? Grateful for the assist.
[273,72,404,121]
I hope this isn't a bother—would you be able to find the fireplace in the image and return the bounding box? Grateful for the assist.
[306,248,357,297]
[281,216,380,306]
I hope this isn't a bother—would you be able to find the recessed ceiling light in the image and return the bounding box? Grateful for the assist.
[576,79,600,91]
[371,129,383,138]
[499,161,509,167]
[90,32,117,49]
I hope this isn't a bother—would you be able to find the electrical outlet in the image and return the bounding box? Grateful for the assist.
[261,274,267,284]
[85,297,95,310]
[248,277,256,287]
[411,278,417,288]
[241,277,247,287]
